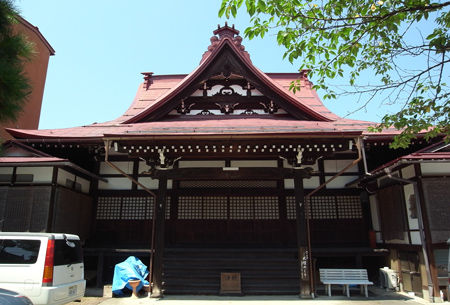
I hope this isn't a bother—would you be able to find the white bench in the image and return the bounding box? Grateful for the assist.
[319,268,373,297]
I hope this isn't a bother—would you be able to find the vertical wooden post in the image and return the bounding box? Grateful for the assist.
[96,252,104,288]
[414,164,440,300]
[47,167,58,232]
[89,161,100,247]
[294,170,311,298]
[151,175,168,298]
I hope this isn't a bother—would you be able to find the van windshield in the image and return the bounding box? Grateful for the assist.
[54,239,83,265]
[0,239,40,264]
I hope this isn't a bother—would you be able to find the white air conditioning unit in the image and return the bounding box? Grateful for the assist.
[379,267,399,290]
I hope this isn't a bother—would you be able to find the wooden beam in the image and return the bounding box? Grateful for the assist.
[152,167,312,180]
[151,177,168,298]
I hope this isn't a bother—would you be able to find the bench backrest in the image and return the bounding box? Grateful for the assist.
[320,268,369,281]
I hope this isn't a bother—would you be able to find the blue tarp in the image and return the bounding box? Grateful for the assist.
[112,256,149,296]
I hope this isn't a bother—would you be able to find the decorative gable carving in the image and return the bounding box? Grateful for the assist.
[172,76,286,116]
[129,24,331,123]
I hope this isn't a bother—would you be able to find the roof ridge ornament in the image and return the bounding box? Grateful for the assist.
[141,72,154,90]
[213,21,239,39]
[200,23,251,64]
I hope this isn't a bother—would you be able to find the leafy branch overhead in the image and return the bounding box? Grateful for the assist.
[219,0,450,148]
[0,0,33,124]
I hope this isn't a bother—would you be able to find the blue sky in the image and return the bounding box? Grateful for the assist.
[16,0,403,130]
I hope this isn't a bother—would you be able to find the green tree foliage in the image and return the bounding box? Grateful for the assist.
[0,0,33,123]
[219,0,449,148]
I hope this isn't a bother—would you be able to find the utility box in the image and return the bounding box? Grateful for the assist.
[379,267,399,290]
[220,272,241,294]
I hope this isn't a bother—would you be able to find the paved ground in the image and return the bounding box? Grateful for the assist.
[68,287,434,305]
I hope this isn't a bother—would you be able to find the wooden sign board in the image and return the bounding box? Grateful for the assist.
[220,272,241,294]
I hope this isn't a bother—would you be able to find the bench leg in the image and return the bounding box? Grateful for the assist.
[345,285,350,298]
[327,284,331,297]
[364,285,368,298]
[360,285,364,295]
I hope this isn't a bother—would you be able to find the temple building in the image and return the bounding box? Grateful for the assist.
[0,24,449,301]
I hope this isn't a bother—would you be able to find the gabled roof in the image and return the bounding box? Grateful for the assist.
[122,24,333,123]
[104,71,340,125]
[6,24,396,141]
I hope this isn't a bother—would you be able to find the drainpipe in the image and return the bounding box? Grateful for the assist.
[104,139,157,295]
[361,137,370,175]
[383,168,434,303]
[307,137,363,198]
[305,136,363,297]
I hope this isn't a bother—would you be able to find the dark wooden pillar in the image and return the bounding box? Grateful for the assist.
[47,167,58,232]
[294,170,312,298]
[151,175,168,298]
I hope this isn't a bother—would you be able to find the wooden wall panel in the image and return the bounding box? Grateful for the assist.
[29,187,52,231]
[378,185,407,241]
[53,187,93,241]
[422,178,450,243]
[0,186,51,232]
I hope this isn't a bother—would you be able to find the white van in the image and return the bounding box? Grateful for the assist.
[0,233,86,305]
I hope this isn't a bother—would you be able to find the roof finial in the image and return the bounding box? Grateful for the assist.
[200,24,251,64]
[213,22,239,39]
[141,72,154,90]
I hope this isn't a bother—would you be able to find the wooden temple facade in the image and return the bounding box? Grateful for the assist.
[1,24,449,299]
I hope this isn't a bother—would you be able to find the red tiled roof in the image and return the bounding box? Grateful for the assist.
[107,74,187,124]
[266,73,340,120]
[403,152,450,160]
[370,152,450,175]
[5,24,403,140]
[0,157,66,163]
[7,116,380,140]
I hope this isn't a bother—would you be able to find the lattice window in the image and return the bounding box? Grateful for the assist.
[309,196,337,219]
[203,196,228,219]
[254,196,279,219]
[177,196,280,220]
[179,180,277,188]
[230,197,254,219]
[96,196,154,220]
[97,197,121,220]
[286,196,296,219]
[121,197,150,220]
[285,195,362,220]
[178,196,203,219]
[336,196,363,219]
